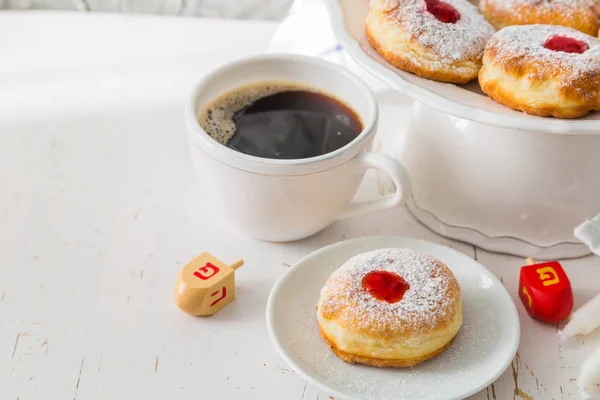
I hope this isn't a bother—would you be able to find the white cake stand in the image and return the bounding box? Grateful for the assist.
[325,0,600,259]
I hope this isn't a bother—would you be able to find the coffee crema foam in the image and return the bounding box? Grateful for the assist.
[198,81,319,145]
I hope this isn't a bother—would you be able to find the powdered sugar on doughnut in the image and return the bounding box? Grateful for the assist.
[482,0,598,20]
[319,248,460,335]
[486,25,600,94]
[370,0,495,64]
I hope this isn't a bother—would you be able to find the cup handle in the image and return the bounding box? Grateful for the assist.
[338,152,412,219]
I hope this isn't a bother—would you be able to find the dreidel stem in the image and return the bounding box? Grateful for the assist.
[229,260,244,270]
[525,257,536,266]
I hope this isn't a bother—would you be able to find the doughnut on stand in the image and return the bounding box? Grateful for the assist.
[326,0,600,259]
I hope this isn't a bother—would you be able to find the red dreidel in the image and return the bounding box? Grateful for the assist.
[518,258,573,323]
[173,252,243,316]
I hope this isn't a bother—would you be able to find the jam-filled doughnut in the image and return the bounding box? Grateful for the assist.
[479,25,600,118]
[479,0,600,36]
[366,0,495,83]
[317,248,462,367]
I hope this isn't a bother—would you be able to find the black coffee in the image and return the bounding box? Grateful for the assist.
[198,82,362,160]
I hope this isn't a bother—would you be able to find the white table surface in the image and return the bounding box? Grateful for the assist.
[1,10,600,400]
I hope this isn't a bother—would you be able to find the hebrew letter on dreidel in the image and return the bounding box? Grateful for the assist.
[209,287,227,307]
[193,262,220,280]
[537,267,560,286]
[522,286,532,308]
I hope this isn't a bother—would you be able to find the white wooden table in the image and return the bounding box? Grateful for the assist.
[1,11,599,400]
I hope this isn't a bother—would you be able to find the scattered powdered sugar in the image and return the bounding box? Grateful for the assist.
[285,263,502,399]
[487,25,600,95]
[319,249,460,335]
[371,0,496,64]
[481,0,599,21]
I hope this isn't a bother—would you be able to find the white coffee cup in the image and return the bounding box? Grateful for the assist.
[185,54,412,242]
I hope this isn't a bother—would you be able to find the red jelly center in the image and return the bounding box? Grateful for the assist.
[543,36,589,54]
[425,0,461,24]
[361,271,410,303]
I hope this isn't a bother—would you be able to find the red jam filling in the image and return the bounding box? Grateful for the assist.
[425,0,461,24]
[543,36,589,54]
[361,271,410,303]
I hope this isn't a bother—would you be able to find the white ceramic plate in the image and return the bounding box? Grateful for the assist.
[266,236,520,400]
[325,0,600,134]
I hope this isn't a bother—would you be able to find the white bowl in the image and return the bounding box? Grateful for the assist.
[325,0,600,258]
[267,236,520,400]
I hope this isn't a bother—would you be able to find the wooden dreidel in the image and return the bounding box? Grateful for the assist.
[518,258,573,323]
[174,252,243,316]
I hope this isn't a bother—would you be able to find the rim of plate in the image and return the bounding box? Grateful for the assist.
[325,0,600,135]
[266,236,521,400]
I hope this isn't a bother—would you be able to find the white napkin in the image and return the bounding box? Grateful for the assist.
[266,0,389,93]
[575,214,600,256]
[579,344,600,399]
[571,214,600,397]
